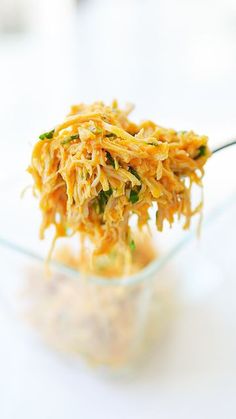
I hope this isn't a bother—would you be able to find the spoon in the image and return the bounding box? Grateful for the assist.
[212,139,236,154]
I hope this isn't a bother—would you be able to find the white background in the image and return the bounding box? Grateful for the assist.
[0,0,236,418]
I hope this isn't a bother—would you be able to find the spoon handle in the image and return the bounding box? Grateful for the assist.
[212,140,236,154]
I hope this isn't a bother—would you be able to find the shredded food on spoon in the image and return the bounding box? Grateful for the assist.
[28,100,211,258]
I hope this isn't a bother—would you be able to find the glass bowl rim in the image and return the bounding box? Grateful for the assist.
[1,192,235,287]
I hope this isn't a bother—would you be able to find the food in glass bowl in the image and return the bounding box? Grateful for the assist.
[24,101,210,369]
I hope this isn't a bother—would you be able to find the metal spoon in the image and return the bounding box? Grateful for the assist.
[212,139,236,154]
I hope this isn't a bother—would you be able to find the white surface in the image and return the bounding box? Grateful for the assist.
[0,0,236,418]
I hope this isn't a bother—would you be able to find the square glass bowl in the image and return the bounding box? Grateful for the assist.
[0,146,235,371]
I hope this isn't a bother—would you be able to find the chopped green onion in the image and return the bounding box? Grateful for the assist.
[61,134,79,145]
[128,168,141,204]
[129,166,141,181]
[129,189,139,204]
[106,188,113,197]
[129,239,136,252]
[39,129,55,140]
[106,133,116,138]
[106,151,115,168]
[97,188,113,213]
[178,130,187,135]
[194,145,206,159]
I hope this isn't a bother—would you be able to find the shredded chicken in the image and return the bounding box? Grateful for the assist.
[28,100,210,258]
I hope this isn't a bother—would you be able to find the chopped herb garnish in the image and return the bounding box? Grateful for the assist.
[194,145,206,159]
[129,189,139,204]
[129,166,141,181]
[106,188,113,197]
[97,188,113,213]
[106,133,116,138]
[129,239,136,252]
[39,129,55,140]
[70,134,80,140]
[106,151,115,168]
[128,168,141,204]
[178,130,187,135]
[128,167,142,205]
[61,134,79,145]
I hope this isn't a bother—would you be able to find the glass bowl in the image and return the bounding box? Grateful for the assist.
[0,146,235,372]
